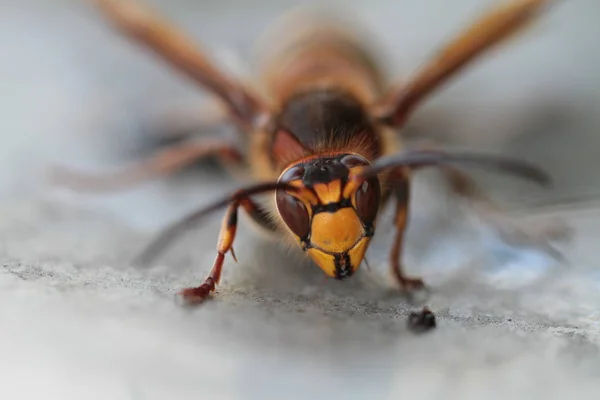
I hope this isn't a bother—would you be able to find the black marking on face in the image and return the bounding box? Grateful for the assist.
[334,253,353,280]
[300,240,311,251]
[301,155,349,187]
[278,153,371,189]
[311,198,351,215]
[363,223,375,238]
[276,152,376,256]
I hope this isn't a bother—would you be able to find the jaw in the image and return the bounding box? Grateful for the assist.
[306,237,371,279]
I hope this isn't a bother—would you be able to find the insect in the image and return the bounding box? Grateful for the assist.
[53,0,559,304]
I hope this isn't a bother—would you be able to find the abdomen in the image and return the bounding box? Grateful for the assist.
[254,9,388,107]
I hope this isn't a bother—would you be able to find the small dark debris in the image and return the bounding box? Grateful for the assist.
[407,307,436,333]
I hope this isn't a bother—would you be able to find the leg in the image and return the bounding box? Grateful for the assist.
[49,138,243,193]
[144,97,233,142]
[413,141,571,257]
[133,182,288,267]
[373,0,552,126]
[445,166,570,254]
[94,0,268,129]
[389,170,425,291]
[178,197,276,304]
[179,202,238,303]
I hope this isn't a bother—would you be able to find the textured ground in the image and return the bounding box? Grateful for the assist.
[2,0,600,399]
[3,187,600,399]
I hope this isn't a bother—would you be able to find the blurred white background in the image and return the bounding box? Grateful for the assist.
[1,0,599,230]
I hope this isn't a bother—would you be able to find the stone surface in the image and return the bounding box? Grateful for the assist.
[2,191,600,399]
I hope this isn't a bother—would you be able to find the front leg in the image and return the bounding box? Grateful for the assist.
[180,197,275,304]
[179,202,237,303]
[389,170,426,291]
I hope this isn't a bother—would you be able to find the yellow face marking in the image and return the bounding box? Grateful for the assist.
[287,180,319,206]
[312,180,342,205]
[310,208,363,253]
[217,204,237,253]
[306,248,337,278]
[347,237,370,273]
[306,237,371,278]
[277,154,377,278]
[342,169,365,199]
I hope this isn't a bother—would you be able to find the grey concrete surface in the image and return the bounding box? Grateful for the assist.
[1,0,600,399]
[2,191,600,399]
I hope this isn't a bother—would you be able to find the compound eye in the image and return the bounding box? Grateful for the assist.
[275,191,310,239]
[340,154,369,168]
[354,177,381,225]
[279,165,305,183]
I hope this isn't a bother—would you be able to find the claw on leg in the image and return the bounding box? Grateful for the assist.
[179,253,224,305]
[179,277,217,304]
[167,195,277,306]
[178,202,237,305]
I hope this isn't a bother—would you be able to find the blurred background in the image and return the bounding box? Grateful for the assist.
[1,1,600,399]
[1,0,599,230]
